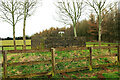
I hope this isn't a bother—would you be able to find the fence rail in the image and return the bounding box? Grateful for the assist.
[1,45,120,79]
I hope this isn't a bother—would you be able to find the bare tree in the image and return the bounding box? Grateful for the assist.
[86,0,115,46]
[0,0,23,50]
[56,0,84,37]
[21,0,37,50]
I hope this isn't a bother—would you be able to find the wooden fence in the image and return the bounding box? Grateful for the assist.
[0,45,120,79]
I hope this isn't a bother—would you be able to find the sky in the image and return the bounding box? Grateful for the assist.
[0,0,118,38]
[0,0,66,38]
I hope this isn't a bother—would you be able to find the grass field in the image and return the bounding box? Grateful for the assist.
[2,46,119,78]
[86,42,119,47]
[0,40,119,50]
[0,40,119,78]
[0,40,31,50]
[86,42,119,45]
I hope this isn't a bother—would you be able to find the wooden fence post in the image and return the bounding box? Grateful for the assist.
[108,44,111,54]
[93,44,95,47]
[3,51,7,79]
[117,46,120,75]
[89,47,92,71]
[117,46,120,64]
[51,48,56,76]
[2,46,3,51]
[22,45,25,50]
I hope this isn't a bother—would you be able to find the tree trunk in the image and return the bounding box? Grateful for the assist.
[23,3,27,50]
[12,0,16,50]
[98,10,102,47]
[13,25,16,50]
[73,24,77,37]
[23,18,26,50]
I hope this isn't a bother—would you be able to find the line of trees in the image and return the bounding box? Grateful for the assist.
[56,0,118,46]
[0,0,37,50]
[56,0,85,37]
[86,0,117,46]
[32,3,119,43]
[0,36,31,40]
[0,0,119,50]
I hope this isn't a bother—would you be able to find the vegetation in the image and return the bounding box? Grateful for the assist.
[0,0,23,50]
[86,0,115,46]
[32,2,118,43]
[0,40,31,50]
[2,44,118,78]
[0,0,119,79]
[21,0,37,50]
[0,0,38,50]
[56,0,84,37]
[0,40,119,78]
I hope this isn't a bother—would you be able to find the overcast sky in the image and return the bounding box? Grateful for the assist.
[0,0,118,38]
[0,0,65,38]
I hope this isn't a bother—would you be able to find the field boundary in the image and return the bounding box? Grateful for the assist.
[1,45,120,78]
[0,45,31,50]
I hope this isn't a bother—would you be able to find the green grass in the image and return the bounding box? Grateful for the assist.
[0,39,31,50]
[2,46,31,50]
[86,42,119,45]
[86,42,119,47]
[4,47,118,78]
[102,72,120,78]
[0,40,31,45]
[0,41,119,78]
[0,41,119,50]
[48,66,119,79]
